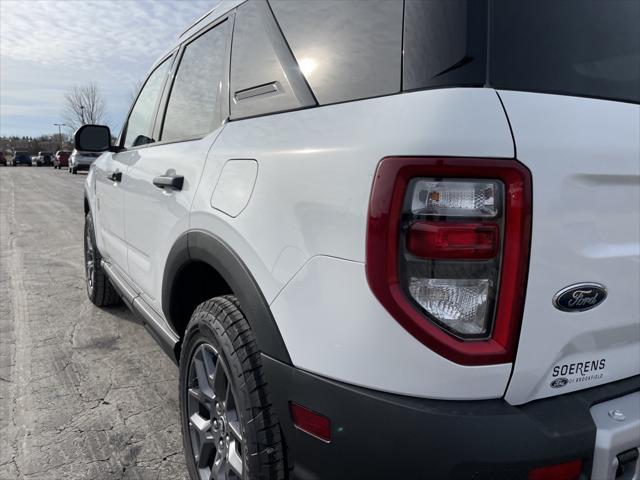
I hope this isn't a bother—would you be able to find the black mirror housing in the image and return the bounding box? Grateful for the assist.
[74,125,112,152]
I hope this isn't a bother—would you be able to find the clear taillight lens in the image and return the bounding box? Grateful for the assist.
[401,178,503,339]
[410,180,499,217]
[366,157,532,365]
[408,278,490,335]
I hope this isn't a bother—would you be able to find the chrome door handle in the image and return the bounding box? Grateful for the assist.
[153,174,184,191]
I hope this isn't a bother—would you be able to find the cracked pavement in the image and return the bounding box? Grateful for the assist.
[0,167,188,479]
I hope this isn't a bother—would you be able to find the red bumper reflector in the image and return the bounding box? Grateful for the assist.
[407,221,500,259]
[528,459,583,480]
[290,403,331,442]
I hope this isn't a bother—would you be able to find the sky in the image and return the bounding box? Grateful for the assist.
[0,0,217,138]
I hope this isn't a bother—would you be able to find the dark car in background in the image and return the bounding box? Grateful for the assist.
[33,152,54,167]
[11,152,31,166]
[0,151,6,166]
[53,150,70,169]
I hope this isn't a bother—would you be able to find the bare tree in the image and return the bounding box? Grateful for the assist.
[63,82,107,130]
[128,79,143,104]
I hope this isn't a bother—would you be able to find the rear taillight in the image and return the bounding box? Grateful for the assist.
[366,157,532,365]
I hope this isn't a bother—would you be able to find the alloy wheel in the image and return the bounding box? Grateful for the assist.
[84,229,95,295]
[187,343,245,480]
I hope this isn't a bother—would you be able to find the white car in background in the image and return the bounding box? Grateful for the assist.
[76,1,639,479]
[68,149,101,174]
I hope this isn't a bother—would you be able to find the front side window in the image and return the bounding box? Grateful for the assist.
[123,57,172,149]
[161,20,229,143]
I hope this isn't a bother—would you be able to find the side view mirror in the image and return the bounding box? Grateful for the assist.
[75,124,112,152]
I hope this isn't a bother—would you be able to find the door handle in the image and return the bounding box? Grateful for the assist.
[107,170,122,182]
[153,174,184,191]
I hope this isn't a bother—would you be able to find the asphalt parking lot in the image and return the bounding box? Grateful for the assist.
[0,167,187,479]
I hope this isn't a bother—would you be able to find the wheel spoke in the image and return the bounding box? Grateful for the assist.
[212,360,228,401]
[227,420,242,443]
[194,357,215,399]
[224,381,231,406]
[211,451,227,480]
[190,413,211,434]
[197,433,216,469]
[202,346,217,380]
[227,440,243,477]
[189,387,213,406]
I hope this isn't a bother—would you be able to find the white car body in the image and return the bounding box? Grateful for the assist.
[83,1,639,478]
[69,149,100,172]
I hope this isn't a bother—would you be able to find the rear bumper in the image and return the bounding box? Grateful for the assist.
[71,162,92,171]
[262,355,640,480]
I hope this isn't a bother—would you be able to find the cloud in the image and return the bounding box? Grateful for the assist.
[0,0,216,136]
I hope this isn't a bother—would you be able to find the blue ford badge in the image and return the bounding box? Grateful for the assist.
[553,283,607,312]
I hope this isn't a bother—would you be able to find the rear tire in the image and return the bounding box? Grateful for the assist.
[180,296,286,480]
[84,213,120,307]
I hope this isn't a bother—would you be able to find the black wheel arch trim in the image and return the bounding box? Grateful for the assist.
[162,230,292,365]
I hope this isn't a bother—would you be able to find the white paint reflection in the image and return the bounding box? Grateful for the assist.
[298,57,317,77]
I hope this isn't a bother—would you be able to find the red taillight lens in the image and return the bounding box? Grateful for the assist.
[366,157,532,365]
[407,221,500,259]
[528,459,583,480]
[290,403,331,442]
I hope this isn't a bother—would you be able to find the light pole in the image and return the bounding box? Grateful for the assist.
[53,123,66,151]
[80,105,85,125]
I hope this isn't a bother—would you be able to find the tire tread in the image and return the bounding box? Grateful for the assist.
[182,296,286,480]
[85,213,121,307]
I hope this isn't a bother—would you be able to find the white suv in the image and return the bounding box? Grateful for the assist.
[77,1,640,479]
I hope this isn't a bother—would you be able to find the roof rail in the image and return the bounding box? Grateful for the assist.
[178,5,219,39]
[179,0,245,39]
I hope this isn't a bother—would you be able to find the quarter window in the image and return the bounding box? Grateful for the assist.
[161,20,229,142]
[124,57,172,149]
[229,0,315,120]
[270,0,403,105]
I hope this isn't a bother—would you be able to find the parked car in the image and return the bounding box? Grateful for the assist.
[32,152,54,167]
[78,1,640,479]
[68,149,100,174]
[53,150,71,169]
[11,151,31,166]
[0,151,6,166]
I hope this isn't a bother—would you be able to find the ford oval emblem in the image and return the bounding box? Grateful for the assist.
[550,377,569,388]
[553,283,607,312]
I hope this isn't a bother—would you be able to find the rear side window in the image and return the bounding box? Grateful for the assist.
[161,20,230,142]
[124,57,172,148]
[490,0,640,104]
[403,0,486,92]
[229,0,315,119]
[270,0,403,105]
[403,0,640,104]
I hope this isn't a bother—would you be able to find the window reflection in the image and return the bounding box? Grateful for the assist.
[124,58,172,149]
[162,20,229,142]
